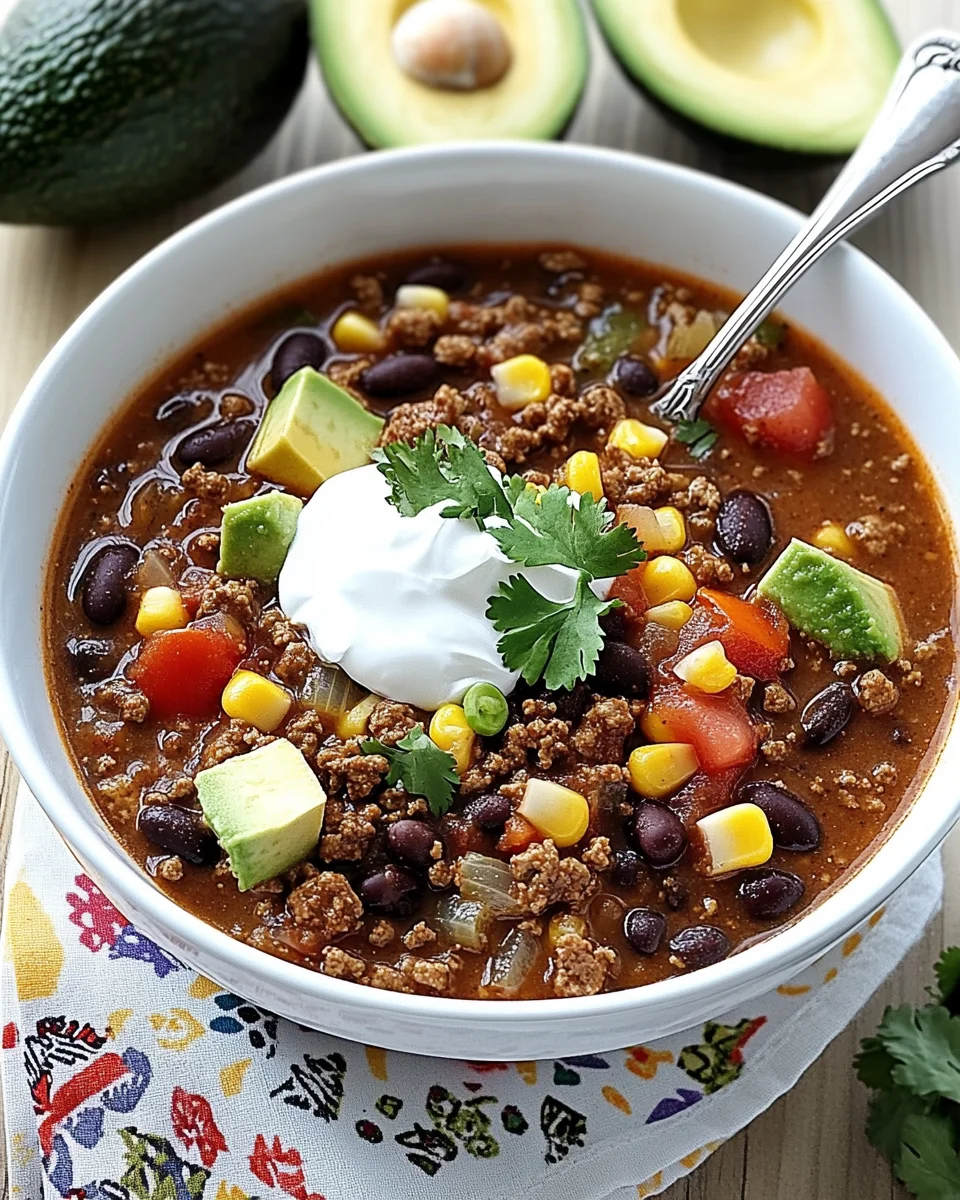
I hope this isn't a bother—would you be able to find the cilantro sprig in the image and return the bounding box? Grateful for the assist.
[372,426,645,691]
[856,947,960,1198]
[674,417,718,461]
[361,725,459,817]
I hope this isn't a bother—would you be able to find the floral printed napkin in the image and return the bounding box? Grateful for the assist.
[1,782,942,1200]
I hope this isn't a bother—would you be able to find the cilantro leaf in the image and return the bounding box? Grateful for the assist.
[865,1087,932,1165]
[878,1005,960,1104]
[674,417,718,461]
[361,725,459,817]
[489,483,645,579]
[935,948,960,1013]
[487,572,615,691]
[755,317,786,348]
[372,426,509,523]
[856,1036,898,1090]
[897,1113,960,1200]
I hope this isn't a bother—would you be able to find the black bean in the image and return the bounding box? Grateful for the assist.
[624,907,667,955]
[612,355,659,398]
[594,640,651,699]
[539,679,592,724]
[801,681,855,747]
[362,354,441,398]
[714,490,774,566]
[271,331,328,389]
[669,925,731,969]
[177,420,255,468]
[737,781,821,852]
[611,848,641,888]
[406,260,472,293]
[360,864,420,915]
[466,793,512,832]
[387,819,438,869]
[66,636,114,682]
[139,805,220,866]
[632,802,688,868]
[737,869,805,920]
[81,543,139,626]
[599,606,628,640]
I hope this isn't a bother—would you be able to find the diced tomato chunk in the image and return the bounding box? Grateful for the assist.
[131,617,244,719]
[666,768,740,826]
[608,566,648,621]
[697,589,789,681]
[497,813,539,854]
[646,684,758,774]
[711,367,834,458]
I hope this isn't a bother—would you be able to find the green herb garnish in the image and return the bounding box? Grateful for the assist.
[674,417,719,461]
[574,304,645,373]
[856,947,960,1198]
[373,425,645,691]
[755,317,787,348]
[361,725,460,817]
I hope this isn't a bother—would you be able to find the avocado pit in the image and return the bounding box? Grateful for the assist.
[392,0,513,91]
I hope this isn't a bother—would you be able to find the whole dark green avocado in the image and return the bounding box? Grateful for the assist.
[0,0,308,225]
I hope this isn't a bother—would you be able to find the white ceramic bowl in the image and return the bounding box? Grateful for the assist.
[1,144,958,1060]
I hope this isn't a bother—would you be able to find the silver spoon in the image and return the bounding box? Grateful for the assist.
[651,30,960,426]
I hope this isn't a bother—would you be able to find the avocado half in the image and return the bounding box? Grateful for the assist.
[592,0,900,154]
[311,0,589,147]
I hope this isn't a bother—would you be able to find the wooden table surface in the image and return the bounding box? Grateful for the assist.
[2,1,959,1195]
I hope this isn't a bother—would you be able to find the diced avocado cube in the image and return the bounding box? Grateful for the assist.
[196,739,326,891]
[247,367,384,495]
[757,538,904,662]
[217,491,302,583]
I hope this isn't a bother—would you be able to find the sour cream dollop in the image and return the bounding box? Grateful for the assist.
[279,464,602,711]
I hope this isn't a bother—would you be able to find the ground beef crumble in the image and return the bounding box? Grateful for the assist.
[509,839,598,915]
[315,738,388,801]
[320,802,379,862]
[368,701,419,746]
[572,698,634,764]
[320,946,367,982]
[96,679,150,723]
[196,576,261,629]
[180,462,231,503]
[856,669,900,714]
[552,931,618,998]
[286,872,364,946]
[380,384,469,445]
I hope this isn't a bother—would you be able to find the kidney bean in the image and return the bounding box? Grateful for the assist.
[465,793,513,831]
[387,819,438,869]
[362,354,441,398]
[81,543,139,626]
[623,907,667,955]
[612,355,658,398]
[737,780,821,852]
[271,331,328,389]
[801,681,855,746]
[361,864,420,915]
[139,805,220,866]
[177,420,255,467]
[406,259,472,293]
[66,636,114,682]
[714,490,774,565]
[668,925,731,969]
[594,640,651,699]
[632,802,688,868]
[611,848,641,888]
[737,869,805,920]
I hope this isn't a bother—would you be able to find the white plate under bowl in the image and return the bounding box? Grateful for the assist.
[0,143,957,1059]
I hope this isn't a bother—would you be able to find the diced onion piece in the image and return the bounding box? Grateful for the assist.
[459,852,523,917]
[137,547,177,590]
[435,895,493,952]
[696,803,773,876]
[618,505,686,555]
[300,663,366,721]
[517,778,589,848]
[479,926,540,998]
[666,310,720,360]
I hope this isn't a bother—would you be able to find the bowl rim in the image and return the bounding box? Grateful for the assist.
[1,139,958,1027]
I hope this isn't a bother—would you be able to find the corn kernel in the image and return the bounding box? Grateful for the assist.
[395,284,449,319]
[653,507,686,553]
[336,693,380,740]
[135,586,188,636]
[491,354,552,411]
[812,521,855,558]
[641,555,696,606]
[517,778,590,847]
[564,450,604,500]
[221,670,292,733]
[608,418,669,460]
[331,310,386,354]
[674,639,737,693]
[618,505,685,554]
[639,708,674,743]
[429,703,476,774]
[645,600,693,630]
[696,803,773,875]
[628,743,699,799]
[547,911,587,949]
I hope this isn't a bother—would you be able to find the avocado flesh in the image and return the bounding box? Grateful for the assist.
[0,0,308,225]
[218,491,303,584]
[757,538,904,662]
[310,0,588,147]
[196,739,327,892]
[592,0,899,154]
[247,368,385,496]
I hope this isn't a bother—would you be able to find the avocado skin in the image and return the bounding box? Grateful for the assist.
[0,0,309,226]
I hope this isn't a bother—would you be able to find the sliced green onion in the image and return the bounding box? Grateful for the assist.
[463,682,509,737]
